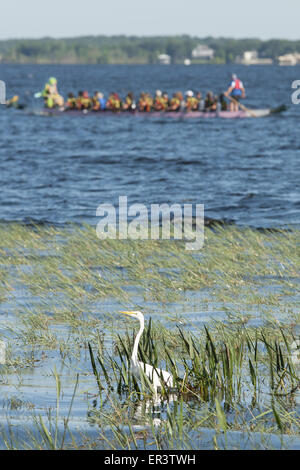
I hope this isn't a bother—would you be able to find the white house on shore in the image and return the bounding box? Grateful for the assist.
[235,50,273,65]
[157,53,171,65]
[191,44,214,60]
[277,53,300,65]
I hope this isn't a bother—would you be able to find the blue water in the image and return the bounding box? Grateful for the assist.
[0,64,299,228]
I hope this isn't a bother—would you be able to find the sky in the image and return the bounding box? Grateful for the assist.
[1,0,299,40]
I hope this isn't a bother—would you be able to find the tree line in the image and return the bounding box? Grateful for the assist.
[0,35,299,64]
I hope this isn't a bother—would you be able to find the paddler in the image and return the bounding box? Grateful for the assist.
[42,77,64,108]
[196,92,205,111]
[224,73,246,111]
[177,92,185,111]
[185,90,198,111]
[204,91,214,111]
[98,92,107,110]
[75,90,92,110]
[153,90,165,111]
[6,95,25,109]
[122,92,135,111]
[92,92,100,111]
[106,92,122,111]
[219,93,228,111]
[65,92,76,110]
[145,92,153,112]
[138,92,148,112]
[162,92,170,109]
[169,92,181,112]
[91,91,106,111]
[81,91,92,109]
[210,95,219,112]
[76,91,84,110]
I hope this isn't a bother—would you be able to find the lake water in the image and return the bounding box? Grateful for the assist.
[0,64,299,229]
[0,64,299,450]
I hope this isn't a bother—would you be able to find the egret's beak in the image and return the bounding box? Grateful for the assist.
[120,310,135,316]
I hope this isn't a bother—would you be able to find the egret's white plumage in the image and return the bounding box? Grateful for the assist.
[120,311,174,394]
[0,340,6,365]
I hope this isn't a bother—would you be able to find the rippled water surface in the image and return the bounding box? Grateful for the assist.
[0,64,299,450]
[0,64,299,228]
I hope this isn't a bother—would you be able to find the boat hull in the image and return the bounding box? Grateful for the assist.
[36,108,272,118]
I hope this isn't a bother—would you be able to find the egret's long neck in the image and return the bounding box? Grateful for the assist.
[131,316,144,365]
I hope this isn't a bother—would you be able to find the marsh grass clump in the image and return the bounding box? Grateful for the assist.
[87,319,299,447]
[95,321,299,402]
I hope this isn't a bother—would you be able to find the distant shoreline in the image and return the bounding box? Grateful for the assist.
[1,35,300,65]
[0,61,295,66]
[0,62,276,65]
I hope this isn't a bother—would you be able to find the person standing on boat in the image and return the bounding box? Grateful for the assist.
[225,74,246,111]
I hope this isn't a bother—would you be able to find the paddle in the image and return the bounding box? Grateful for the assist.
[227,95,257,118]
[270,104,287,114]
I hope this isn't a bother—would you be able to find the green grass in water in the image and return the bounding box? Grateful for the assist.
[0,223,299,449]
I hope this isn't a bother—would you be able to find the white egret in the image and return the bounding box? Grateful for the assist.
[120,311,174,394]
